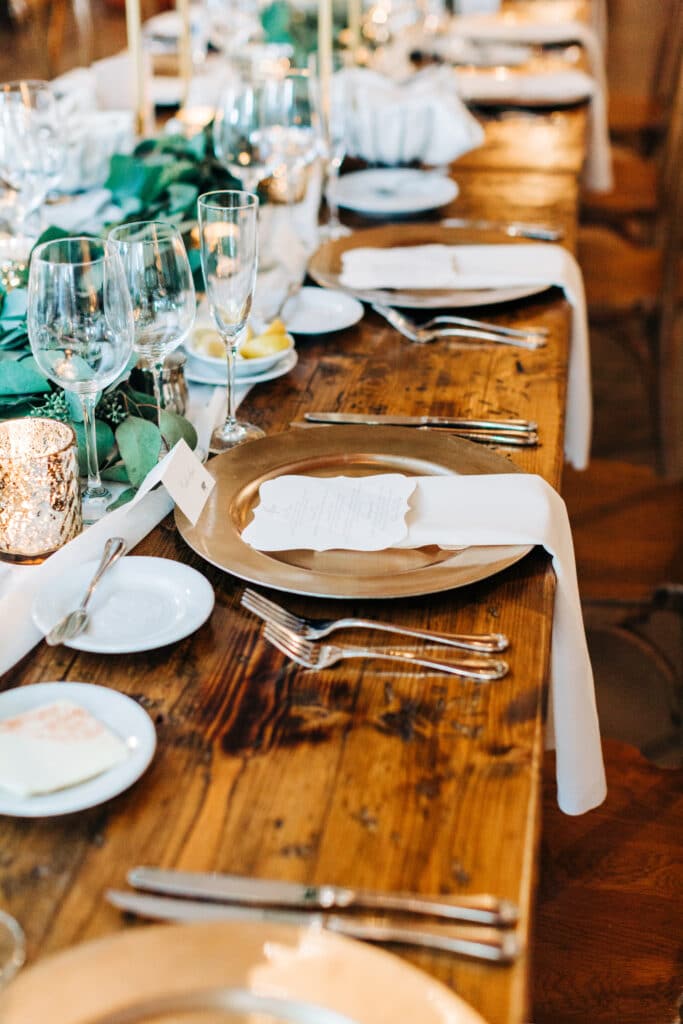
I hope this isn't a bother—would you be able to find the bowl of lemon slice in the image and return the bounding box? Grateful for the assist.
[188,318,295,378]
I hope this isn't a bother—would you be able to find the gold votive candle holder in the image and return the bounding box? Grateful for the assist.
[0,418,83,564]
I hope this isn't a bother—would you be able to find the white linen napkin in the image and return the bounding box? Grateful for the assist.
[0,488,172,679]
[337,67,485,167]
[45,189,121,232]
[339,242,591,470]
[244,471,607,816]
[0,699,128,796]
[453,68,595,107]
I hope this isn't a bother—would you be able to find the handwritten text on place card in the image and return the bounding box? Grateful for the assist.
[128,439,215,526]
[241,474,416,551]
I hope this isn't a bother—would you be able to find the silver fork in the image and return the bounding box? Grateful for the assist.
[421,314,548,340]
[242,588,508,653]
[372,304,547,350]
[263,621,508,681]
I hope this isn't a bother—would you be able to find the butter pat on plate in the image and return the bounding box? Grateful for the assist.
[0,699,129,797]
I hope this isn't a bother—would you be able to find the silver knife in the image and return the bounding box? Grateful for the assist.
[440,217,563,242]
[128,867,517,926]
[107,890,521,964]
[303,412,537,432]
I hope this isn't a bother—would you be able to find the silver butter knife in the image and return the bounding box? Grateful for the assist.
[128,867,518,926]
[440,217,563,242]
[303,412,537,432]
[107,891,520,964]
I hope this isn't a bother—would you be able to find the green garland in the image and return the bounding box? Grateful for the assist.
[0,129,238,505]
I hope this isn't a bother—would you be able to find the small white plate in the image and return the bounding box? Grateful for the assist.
[0,682,156,818]
[32,557,214,654]
[185,347,298,387]
[185,330,295,377]
[281,287,364,335]
[336,170,458,218]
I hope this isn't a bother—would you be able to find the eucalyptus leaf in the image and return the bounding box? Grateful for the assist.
[159,409,198,451]
[0,360,51,396]
[0,288,28,320]
[106,487,137,511]
[101,463,130,482]
[73,419,115,475]
[115,415,161,486]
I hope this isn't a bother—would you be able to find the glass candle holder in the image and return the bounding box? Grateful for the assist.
[0,418,83,564]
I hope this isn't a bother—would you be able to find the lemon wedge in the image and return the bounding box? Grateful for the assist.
[192,328,225,358]
[239,330,291,359]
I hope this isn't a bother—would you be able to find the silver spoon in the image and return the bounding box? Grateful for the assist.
[45,537,127,646]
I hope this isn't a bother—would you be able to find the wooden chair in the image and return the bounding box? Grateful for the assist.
[577,49,683,478]
[580,2,683,242]
[532,740,683,1024]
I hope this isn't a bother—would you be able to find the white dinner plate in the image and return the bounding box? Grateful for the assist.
[281,287,364,335]
[0,682,156,818]
[0,919,487,1024]
[184,347,298,386]
[32,557,214,654]
[336,169,459,218]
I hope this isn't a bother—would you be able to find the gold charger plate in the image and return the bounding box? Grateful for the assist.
[0,919,486,1024]
[175,426,531,599]
[307,223,549,310]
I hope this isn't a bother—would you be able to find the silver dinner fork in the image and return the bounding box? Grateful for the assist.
[372,304,547,349]
[262,621,509,681]
[242,588,508,653]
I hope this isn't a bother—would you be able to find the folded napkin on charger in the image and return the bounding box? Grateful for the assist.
[243,471,606,815]
[0,699,128,796]
[340,242,590,469]
[449,12,611,191]
[336,67,485,167]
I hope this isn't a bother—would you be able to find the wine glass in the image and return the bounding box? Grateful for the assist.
[107,222,196,432]
[308,52,353,239]
[0,909,25,988]
[27,237,134,522]
[198,190,263,452]
[212,78,282,195]
[265,68,320,210]
[0,80,63,247]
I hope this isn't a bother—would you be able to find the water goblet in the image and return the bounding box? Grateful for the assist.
[198,190,263,452]
[27,237,134,523]
[107,222,196,433]
[265,68,320,211]
[308,52,353,239]
[0,80,63,247]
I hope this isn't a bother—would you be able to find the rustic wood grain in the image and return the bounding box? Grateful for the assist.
[0,5,594,1020]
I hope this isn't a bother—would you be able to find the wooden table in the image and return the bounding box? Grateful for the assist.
[0,11,593,1024]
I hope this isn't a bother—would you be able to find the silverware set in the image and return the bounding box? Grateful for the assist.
[302,411,539,447]
[106,866,521,964]
[241,589,509,681]
[372,303,548,349]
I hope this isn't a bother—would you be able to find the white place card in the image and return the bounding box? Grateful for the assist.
[242,474,416,551]
[0,700,128,796]
[129,439,215,526]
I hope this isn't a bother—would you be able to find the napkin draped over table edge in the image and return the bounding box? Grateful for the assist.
[339,243,592,471]
[243,471,607,816]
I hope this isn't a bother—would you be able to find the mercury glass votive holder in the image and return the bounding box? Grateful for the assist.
[0,418,82,564]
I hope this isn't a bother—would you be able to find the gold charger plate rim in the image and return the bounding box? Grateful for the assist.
[175,426,532,599]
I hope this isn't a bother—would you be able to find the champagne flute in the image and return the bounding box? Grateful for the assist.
[107,222,196,432]
[0,80,63,246]
[27,237,134,522]
[308,52,353,239]
[198,190,263,452]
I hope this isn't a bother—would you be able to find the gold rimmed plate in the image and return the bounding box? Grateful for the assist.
[175,426,532,599]
[307,223,550,310]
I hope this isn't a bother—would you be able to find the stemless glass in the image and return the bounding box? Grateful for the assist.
[27,237,134,522]
[0,80,63,245]
[107,222,196,431]
[198,190,263,452]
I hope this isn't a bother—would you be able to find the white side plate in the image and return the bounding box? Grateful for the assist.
[0,682,156,818]
[336,169,458,217]
[282,287,364,335]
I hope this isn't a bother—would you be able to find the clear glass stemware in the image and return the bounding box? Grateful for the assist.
[27,237,134,522]
[308,53,353,239]
[265,68,320,210]
[107,221,196,433]
[0,80,63,246]
[198,189,263,453]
